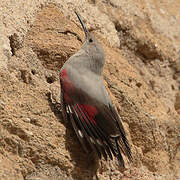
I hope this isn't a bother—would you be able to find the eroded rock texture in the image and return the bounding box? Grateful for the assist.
[0,1,179,179]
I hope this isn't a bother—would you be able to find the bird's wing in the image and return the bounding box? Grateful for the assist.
[60,68,132,166]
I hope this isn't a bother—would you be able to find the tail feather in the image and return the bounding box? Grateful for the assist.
[109,105,132,161]
[114,137,125,167]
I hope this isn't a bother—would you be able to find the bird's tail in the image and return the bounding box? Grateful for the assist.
[110,134,132,167]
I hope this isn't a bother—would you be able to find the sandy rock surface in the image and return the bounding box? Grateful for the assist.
[0,1,180,179]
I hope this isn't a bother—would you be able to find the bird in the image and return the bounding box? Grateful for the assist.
[60,12,132,167]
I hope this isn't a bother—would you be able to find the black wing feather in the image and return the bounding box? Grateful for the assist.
[70,105,102,159]
[67,105,89,153]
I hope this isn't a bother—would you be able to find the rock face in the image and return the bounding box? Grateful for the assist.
[0,1,179,179]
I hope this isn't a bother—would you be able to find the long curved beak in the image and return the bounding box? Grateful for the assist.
[75,12,89,38]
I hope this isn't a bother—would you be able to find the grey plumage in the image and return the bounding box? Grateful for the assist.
[60,12,132,166]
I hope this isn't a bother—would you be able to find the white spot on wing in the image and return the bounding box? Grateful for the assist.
[78,130,83,138]
[68,106,72,113]
[66,106,69,113]
[90,137,95,144]
[97,139,102,146]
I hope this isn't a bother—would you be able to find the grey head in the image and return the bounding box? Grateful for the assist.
[74,12,105,75]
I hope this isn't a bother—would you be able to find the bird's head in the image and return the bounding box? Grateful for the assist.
[75,12,105,74]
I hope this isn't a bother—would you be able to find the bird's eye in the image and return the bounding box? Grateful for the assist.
[89,38,93,43]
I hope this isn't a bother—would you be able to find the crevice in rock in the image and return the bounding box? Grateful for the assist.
[31,69,36,75]
[20,69,32,84]
[136,41,162,61]
[58,30,82,42]
[46,75,56,84]
[9,33,23,56]
[9,35,16,56]
[32,47,67,70]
